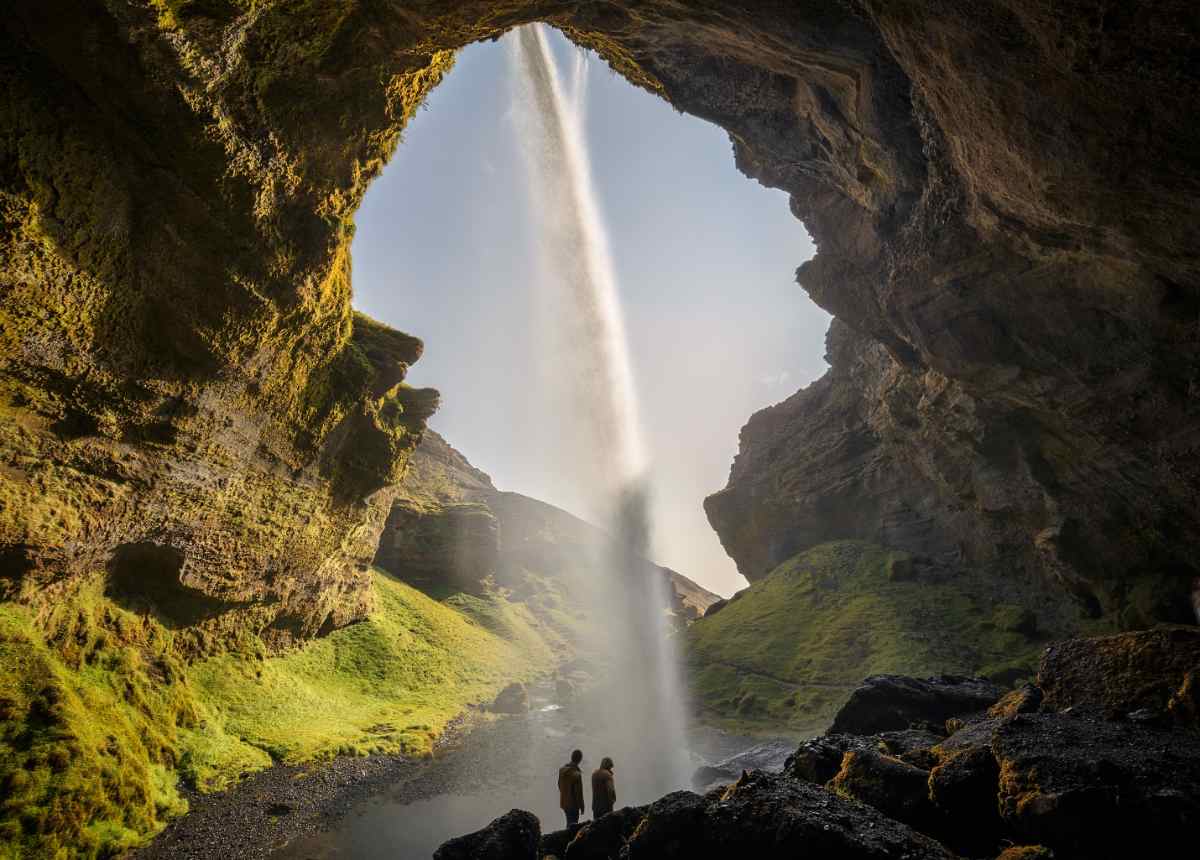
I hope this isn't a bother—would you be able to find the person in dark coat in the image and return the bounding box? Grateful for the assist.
[558,749,585,826]
[591,757,616,819]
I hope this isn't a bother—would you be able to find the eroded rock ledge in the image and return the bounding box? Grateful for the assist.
[3,0,1198,651]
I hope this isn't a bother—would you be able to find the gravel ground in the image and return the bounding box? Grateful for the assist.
[131,714,474,860]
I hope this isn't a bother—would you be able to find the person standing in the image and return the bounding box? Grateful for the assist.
[558,749,585,826]
[591,757,616,819]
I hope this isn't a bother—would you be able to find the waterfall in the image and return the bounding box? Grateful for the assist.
[509,24,691,800]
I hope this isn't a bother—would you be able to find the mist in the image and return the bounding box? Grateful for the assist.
[509,23,690,798]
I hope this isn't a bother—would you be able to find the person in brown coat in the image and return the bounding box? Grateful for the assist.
[591,757,616,819]
[558,749,585,826]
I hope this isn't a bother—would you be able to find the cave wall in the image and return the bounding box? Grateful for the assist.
[2,0,1197,649]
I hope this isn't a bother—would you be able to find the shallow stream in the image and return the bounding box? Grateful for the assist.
[272,685,749,859]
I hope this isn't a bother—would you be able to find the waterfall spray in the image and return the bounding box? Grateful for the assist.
[509,24,691,800]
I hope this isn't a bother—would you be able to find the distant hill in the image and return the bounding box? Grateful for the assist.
[685,540,1058,736]
[375,431,720,639]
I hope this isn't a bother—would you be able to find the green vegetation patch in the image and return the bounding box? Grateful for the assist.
[685,541,1049,737]
[0,583,192,859]
[186,572,554,780]
[0,570,555,858]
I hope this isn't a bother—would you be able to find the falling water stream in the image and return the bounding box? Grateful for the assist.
[509,21,692,798]
[272,26,694,858]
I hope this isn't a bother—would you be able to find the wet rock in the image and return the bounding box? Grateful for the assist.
[561,806,645,860]
[988,684,1043,720]
[491,683,530,715]
[783,734,877,785]
[1038,628,1200,726]
[691,740,794,790]
[993,711,1200,856]
[828,748,937,832]
[829,675,1003,735]
[433,808,539,860]
[622,771,953,859]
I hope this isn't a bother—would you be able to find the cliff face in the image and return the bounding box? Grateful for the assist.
[1,2,447,650]
[3,0,1197,656]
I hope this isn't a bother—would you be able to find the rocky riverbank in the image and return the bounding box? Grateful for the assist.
[439,628,1200,859]
[133,682,762,860]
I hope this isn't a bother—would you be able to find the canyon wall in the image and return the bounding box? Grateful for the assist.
[3,0,1197,652]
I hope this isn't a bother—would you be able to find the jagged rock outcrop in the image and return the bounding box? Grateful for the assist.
[619,775,955,859]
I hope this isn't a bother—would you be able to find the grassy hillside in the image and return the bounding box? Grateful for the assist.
[0,570,555,858]
[685,541,1065,737]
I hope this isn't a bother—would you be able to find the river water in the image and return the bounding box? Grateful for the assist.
[272,684,752,859]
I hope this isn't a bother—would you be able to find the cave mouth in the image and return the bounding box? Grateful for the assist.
[351,25,830,599]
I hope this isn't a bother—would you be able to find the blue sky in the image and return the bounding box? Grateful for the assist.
[351,29,830,596]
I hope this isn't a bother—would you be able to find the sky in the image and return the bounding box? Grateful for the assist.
[351,29,830,597]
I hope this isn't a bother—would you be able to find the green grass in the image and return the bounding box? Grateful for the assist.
[185,571,555,783]
[685,541,1050,736]
[0,570,556,857]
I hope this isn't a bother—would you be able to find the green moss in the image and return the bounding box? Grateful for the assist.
[685,541,1049,736]
[0,569,556,857]
[185,571,554,775]
[0,584,192,859]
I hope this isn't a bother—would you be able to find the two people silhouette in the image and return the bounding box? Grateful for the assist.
[557,749,616,826]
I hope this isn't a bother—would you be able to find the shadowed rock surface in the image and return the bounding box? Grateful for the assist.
[1037,626,1200,723]
[829,674,1003,735]
[540,806,645,860]
[433,808,540,860]
[620,773,955,859]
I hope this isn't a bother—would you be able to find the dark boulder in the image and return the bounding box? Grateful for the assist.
[828,748,938,832]
[994,711,1200,856]
[433,809,539,860]
[783,733,877,785]
[928,745,1003,855]
[691,740,794,790]
[829,674,1004,735]
[1038,628,1200,726]
[621,771,954,859]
